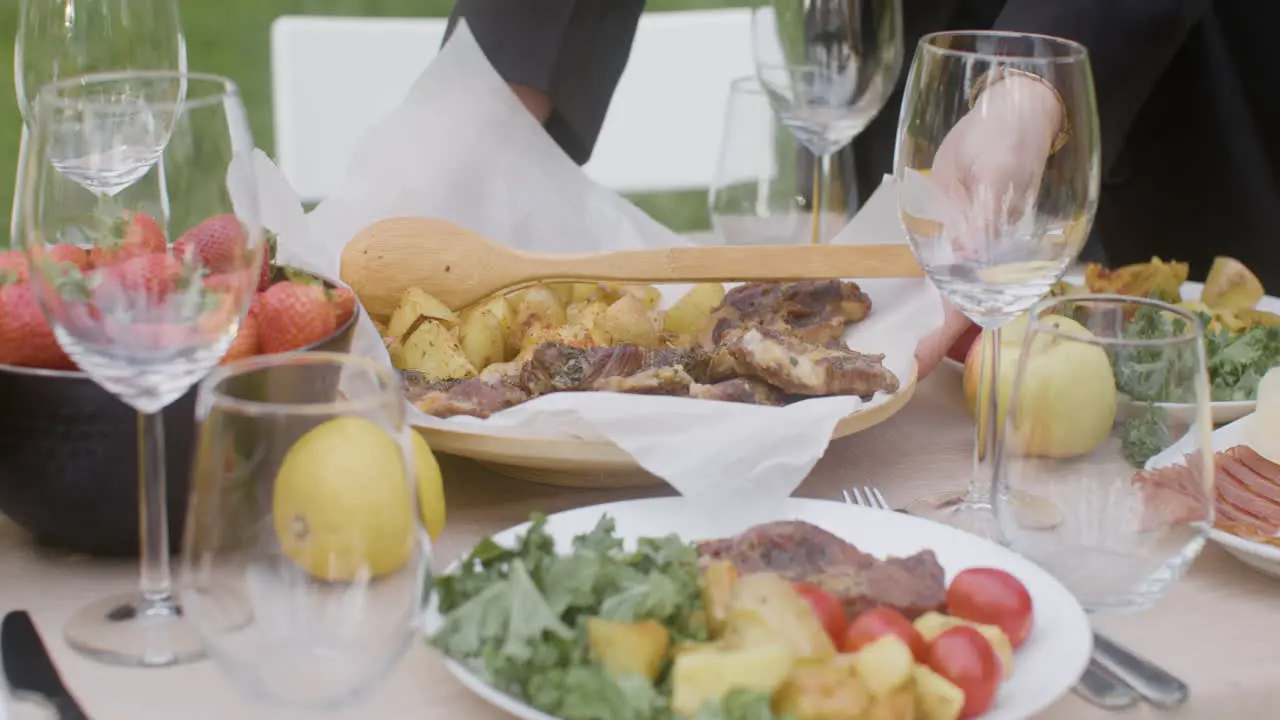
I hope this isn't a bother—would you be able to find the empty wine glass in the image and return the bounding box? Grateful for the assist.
[894,32,1101,538]
[17,71,262,666]
[752,0,902,244]
[181,353,430,711]
[12,0,186,236]
[995,295,1214,611]
[709,77,810,245]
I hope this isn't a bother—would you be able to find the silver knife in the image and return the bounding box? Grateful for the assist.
[1091,631,1189,709]
[1,611,90,720]
[1074,658,1140,709]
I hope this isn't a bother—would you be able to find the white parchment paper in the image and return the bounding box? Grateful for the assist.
[256,22,943,499]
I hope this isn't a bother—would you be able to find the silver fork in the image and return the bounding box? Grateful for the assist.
[841,486,1141,711]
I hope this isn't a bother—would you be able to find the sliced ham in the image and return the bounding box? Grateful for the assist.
[1135,445,1280,542]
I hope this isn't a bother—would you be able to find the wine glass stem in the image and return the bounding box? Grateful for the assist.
[968,325,1003,507]
[810,152,834,244]
[137,410,173,605]
[8,125,29,243]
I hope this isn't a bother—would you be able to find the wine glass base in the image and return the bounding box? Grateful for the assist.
[63,592,205,667]
[903,492,1005,541]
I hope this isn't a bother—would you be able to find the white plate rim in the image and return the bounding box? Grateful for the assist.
[423,496,1094,720]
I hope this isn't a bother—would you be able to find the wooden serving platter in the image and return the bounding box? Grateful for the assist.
[415,363,917,488]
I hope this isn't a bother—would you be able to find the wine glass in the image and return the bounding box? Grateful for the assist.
[12,0,186,236]
[752,0,902,244]
[893,31,1101,538]
[16,71,262,666]
[995,295,1214,612]
[181,353,430,711]
[708,76,810,245]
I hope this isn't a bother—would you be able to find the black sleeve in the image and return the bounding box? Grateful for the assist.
[445,0,645,165]
[992,0,1210,171]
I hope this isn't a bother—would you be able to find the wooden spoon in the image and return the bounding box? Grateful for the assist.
[340,217,924,318]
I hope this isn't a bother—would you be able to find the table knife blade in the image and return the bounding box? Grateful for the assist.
[1,611,90,720]
[1091,631,1189,709]
[1074,658,1140,710]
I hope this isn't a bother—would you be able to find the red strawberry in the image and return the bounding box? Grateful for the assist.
[91,211,166,268]
[329,286,356,327]
[47,243,90,272]
[0,250,29,283]
[256,250,272,291]
[247,291,265,321]
[0,283,74,369]
[220,312,261,364]
[257,281,337,354]
[101,253,183,298]
[171,239,193,263]
[178,214,246,274]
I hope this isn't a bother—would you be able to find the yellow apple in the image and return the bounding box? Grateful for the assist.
[963,314,1118,459]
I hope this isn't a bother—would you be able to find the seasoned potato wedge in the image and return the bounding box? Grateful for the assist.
[620,284,663,311]
[602,295,660,348]
[385,336,405,369]
[665,283,726,337]
[586,618,670,681]
[912,664,965,720]
[387,287,457,339]
[670,642,794,717]
[459,306,506,371]
[569,282,607,305]
[723,573,836,660]
[913,612,1013,679]
[510,284,567,347]
[865,687,916,720]
[699,560,740,638]
[774,658,870,720]
[848,636,914,697]
[400,320,475,381]
[520,322,594,351]
[548,282,577,307]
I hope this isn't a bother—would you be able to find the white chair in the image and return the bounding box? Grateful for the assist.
[270,9,755,204]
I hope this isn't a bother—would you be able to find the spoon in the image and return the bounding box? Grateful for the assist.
[339,217,924,318]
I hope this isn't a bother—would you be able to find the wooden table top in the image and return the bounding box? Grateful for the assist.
[0,368,1275,719]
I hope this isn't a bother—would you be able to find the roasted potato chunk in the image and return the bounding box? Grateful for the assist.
[670,642,794,717]
[566,300,613,345]
[385,336,405,369]
[509,284,567,347]
[387,287,458,339]
[400,320,475,381]
[773,658,870,720]
[864,688,915,720]
[723,573,836,660]
[548,282,577,307]
[847,636,914,697]
[699,560,740,638]
[586,618,670,681]
[913,612,1013,679]
[1201,256,1264,311]
[665,283,726,337]
[458,306,507,371]
[912,664,964,720]
[602,295,660,348]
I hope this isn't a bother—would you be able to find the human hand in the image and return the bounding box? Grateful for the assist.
[915,298,974,378]
[930,74,1063,258]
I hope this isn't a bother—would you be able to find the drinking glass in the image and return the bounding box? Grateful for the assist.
[995,295,1214,612]
[894,32,1101,538]
[12,0,186,236]
[17,71,263,666]
[181,353,430,711]
[752,0,902,244]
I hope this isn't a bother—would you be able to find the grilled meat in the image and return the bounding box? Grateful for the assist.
[592,366,695,395]
[411,376,531,419]
[698,520,947,620]
[520,344,648,395]
[724,327,900,398]
[689,377,790,406]
[700,280,872,348]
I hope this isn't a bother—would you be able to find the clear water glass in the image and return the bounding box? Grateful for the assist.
[181,353,431,711]
[893,31,1101,538]
[994,295,1214,612]
[17,71,262,666]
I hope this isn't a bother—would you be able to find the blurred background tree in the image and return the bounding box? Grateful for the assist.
[0,0,754,241]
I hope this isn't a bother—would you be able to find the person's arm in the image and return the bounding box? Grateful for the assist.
[444,0,645,165]
[992,0,1210,171]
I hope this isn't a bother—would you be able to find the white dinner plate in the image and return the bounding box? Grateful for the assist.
[943,278,1279,426]
[423,497,1093,720]
[1147,415,1280,579]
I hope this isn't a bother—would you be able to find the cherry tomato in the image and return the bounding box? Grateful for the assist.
[946,323,981,364]
[947,567,1034,649]
[793,583,847,645]
[840,606,928,662]
[927,626,1002,719]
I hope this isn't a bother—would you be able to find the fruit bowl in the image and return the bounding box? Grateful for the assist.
[0,265,358,557]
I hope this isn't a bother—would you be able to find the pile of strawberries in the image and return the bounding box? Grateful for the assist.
[0,211,355,371]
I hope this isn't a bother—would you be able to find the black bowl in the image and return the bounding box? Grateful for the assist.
[0,267,358,557]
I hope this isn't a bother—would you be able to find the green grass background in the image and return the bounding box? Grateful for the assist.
[0,0,755,243]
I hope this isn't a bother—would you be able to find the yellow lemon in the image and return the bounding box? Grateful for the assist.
[273,416,416,582]
[412,430,446,542]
